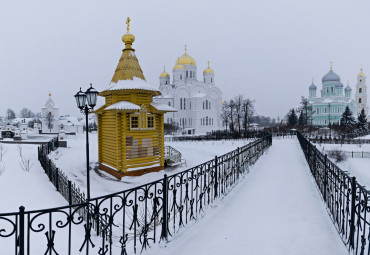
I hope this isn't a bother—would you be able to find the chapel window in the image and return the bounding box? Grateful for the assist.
[147,116,154,129]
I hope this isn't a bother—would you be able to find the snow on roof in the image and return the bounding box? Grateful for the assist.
[105,101,141,111]
[59,116,82,126]
[106,77,160,93]
[150,102,177,112]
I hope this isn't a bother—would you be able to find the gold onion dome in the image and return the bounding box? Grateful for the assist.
[160,66,170,77]
[203,61,214,74]
[173,58,185,70]
[176,45,196,66]
[358,67,366,78]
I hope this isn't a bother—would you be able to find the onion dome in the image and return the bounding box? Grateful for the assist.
[309,83,317,90]
[358,67,366,78]
[203,61,214,74]
[322,62,340,83]
[335,81,344,87]
[173,58,185,70]
[176,45,196,66]
[160,66,170,78]
[345,85,352,91]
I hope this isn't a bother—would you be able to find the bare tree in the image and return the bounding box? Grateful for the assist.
[233,95,244,134]
[18,145,33,172]
[43,111,55,132]
[19,108,35,118]
[220,102,231,132]
[243,98,255,135]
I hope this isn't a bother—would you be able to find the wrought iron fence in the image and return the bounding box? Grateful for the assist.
[297,132,370,254]
[325,150,370,159]
[165,130,294,142]
[0,135,272,255]
[309,137,370,145]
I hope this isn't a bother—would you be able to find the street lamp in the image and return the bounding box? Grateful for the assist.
[74,83,99,201]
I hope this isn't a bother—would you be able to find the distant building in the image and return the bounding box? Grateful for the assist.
[59,115,83,134]
[41,93,60,133]
[308,64,359,126]
[153,47,223,134]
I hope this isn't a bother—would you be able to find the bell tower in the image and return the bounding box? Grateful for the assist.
[355,67,368,115]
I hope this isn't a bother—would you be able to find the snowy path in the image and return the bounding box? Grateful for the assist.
[147,138,347,255]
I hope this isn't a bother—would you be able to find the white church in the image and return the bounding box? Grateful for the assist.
[153,46,223,134]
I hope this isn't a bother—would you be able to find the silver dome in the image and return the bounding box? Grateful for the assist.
[322,70,340,83]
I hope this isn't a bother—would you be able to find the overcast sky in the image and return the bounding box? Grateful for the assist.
[1,0,370,119]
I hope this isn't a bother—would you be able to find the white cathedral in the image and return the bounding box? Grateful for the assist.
[153,47,223,134]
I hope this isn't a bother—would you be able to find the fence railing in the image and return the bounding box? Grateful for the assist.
[165,130,295,142]
[325,150,370,159]
[297,132,370,254]
[0,135,272,255]
[309,137,370,144]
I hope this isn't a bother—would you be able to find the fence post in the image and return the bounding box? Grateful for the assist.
[161,174,168,240]
[48,159,52,181]
[68,181,72,205]
[323,154,328,202]
[352,151,353,158]
[55,169,59,191]
[313,146,317,178]
[349,176,357,248]
[19,206,25,255]
[214,156,218,199]
[237,147,240,177]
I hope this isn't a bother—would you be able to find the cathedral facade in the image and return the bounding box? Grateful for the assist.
[153,47,223,134]
[308,65,368,126]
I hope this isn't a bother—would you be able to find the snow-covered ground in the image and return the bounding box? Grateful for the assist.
[0,143,67,212]
[145,139,347,255]
[48,133,253,198]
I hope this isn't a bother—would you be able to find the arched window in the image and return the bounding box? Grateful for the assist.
[359,98,362,103]
[359,88,362,93]
[211,78,213,83]
[206,100,208,109]
[168,101,171,106]
[206,117,208,125]
[203,102,205,109]
[184,98,186,110]
[186,71,188,78]
[180,74,182,80]
[209,102,211,109]
[180,98,183,110]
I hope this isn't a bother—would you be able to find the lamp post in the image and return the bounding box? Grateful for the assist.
[74,83,99,201]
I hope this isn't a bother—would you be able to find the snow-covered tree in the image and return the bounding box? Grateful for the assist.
[340,106,355,133]
[357,108,368,132]
[298,110,304,126]
[287,108,298,126]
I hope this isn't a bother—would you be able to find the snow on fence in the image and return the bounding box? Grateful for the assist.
[309,137,370,145]
[297,132,370,255]
[0,135,272,255]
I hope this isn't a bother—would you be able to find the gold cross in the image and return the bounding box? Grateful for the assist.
[185,44,187,54]
[126,17,131,33]
[330,61,333,70]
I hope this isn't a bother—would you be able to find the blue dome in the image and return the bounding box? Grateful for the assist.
[322,70,340,83]
[345,85,352,91]
[309,83,317,90]
[335,81,344,87]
